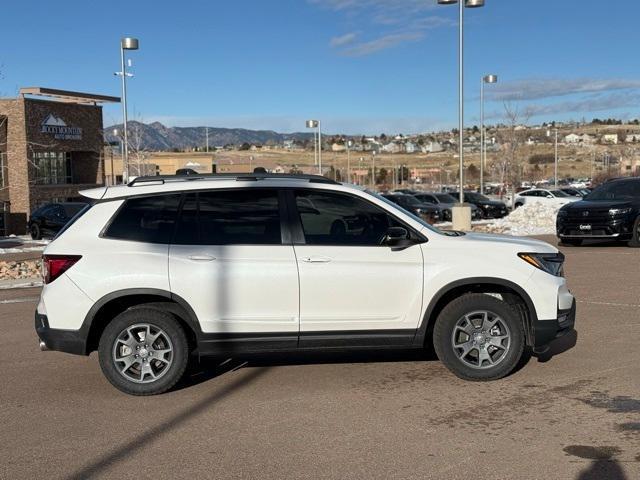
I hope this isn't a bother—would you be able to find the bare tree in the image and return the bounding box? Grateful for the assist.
[115,118,152,177]
[495,101,533,192]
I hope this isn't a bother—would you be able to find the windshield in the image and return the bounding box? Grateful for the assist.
[465,192,490,202]
[367,191,443,234]
[585,181,640,201]
[550,190,570,197]
[436,193,456,203]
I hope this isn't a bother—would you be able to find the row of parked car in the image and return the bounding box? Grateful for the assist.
[381,190,509,224]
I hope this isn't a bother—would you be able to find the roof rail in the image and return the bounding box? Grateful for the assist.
[127,173,338,187]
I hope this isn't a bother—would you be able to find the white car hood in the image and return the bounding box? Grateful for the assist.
[448,232,558,253]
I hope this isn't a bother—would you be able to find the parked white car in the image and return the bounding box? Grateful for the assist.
[36,173,576,395]
[514,189,580,209]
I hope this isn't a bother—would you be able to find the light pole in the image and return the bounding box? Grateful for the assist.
[480,73,497,195]
[438,0,485,230]
[306,120,322,174]
[346,139,353,183]
[111,128,120,185]
[371,151,376,190]
[116,37,139,184]
[547,127,559,188]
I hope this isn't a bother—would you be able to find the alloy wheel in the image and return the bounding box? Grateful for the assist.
[112,323,174,383]
[451,310,511,369]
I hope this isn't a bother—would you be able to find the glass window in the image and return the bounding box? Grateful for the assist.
[295,190,403,246]
[0,153,7,188]
[586,180,640,201]
[33,152,72,185]
[104,194,181,243]
[174,189,282,245]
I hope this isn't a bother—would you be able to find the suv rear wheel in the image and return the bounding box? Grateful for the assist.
[433,293,525,381]
[30,224,42,240]
[98,307,189,395]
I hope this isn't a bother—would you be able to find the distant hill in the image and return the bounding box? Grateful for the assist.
[104,121,314,151]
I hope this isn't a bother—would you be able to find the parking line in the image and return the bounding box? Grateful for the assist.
[578,300,640,308]
[0,297,40,305]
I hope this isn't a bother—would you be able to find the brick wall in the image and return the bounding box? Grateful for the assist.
[0,97,106,234]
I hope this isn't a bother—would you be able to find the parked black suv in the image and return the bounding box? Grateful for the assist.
[381,194,440,224]
[451,192,509,219]
[28,202,87,240]
[556,177,640,247]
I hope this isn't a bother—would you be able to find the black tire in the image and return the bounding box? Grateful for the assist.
[433,293,525,381]
[627,216,640,248]
[560,239,582,246]
[98,307,189,395]
[30,224,41,240]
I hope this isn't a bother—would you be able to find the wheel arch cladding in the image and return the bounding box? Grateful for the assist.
[415,277,538,348]
[84,289,201,354]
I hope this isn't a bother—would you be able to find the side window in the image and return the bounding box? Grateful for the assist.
[174,189,282,245]
[104,194,181,244]
[295,190,402,246]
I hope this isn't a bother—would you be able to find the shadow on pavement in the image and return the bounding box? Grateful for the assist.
[535,329,578,363]
[575,459,627,480]
[65,367,269,480]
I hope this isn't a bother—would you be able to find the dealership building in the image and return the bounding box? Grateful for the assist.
[0,87,119,234]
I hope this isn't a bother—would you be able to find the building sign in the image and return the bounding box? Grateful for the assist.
[40,114,83,140]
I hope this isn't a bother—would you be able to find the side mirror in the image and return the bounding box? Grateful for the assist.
[384,227,412,249]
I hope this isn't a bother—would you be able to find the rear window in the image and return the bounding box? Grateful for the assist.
[174,189,282,245]
[104,194,181,244]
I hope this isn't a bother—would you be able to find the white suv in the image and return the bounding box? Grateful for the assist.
[36,174,576,395]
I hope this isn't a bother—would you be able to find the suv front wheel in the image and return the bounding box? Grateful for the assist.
[434,293,525,381]
[98,307,189,395]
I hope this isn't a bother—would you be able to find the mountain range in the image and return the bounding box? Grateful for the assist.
[104,121,315,151]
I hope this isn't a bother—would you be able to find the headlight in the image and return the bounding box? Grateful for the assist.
[518,252,565,277]
[609,207,632,216]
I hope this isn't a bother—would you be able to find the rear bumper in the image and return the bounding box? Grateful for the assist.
[35,311,88,356]
[534,299,576,348]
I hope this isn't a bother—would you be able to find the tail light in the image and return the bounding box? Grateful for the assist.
[42,255,82,284]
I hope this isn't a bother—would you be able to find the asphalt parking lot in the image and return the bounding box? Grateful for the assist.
[1,235,638,480]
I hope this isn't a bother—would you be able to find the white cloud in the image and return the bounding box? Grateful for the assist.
[488,78,640,102]
[310,0,450,56]
[341,32,424,56]
[330,32,358,47]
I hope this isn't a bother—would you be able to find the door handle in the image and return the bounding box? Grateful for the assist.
[301,256,332,263]
[188,254,216,262]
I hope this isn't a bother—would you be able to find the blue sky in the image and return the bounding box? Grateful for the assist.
[2,0,640,134]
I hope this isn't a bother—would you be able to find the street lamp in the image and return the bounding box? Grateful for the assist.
[116,37,139,184]
[480,74,497,195]
[547,127,559,188]
[305,120,322,174]
[346,139,353,183]
[438,0,485,230]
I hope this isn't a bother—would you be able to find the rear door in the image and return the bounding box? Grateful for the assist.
[290,189,424,347]
[168,188,299,354]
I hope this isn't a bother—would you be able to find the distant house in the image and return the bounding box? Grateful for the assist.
[331,143,346,152]
[404,141,418,154]
[423,141,444,153]
[602,134,619,144]
[382,142,401,154]
[625,134,640,143]
[283,140,295,150]
[564,133,581,144]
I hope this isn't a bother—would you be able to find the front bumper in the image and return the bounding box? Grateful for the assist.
[557,216,634,240]
[534,299,576,348]
[35,311,88,356]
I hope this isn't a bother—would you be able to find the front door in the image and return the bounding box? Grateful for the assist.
[168,188,299,354]
[290,189,424,347]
